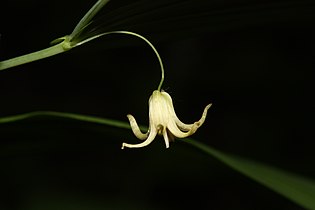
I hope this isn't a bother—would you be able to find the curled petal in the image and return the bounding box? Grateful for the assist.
[167,120,195,138]
[121,128,158,149]
[168,104,212,138]
[194,104,212,127]
[160,91,193,131]
[127,114,149,140]
[175,104,212,131]
[173,117,193,132]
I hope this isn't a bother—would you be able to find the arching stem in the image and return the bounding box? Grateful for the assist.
[74,31,165,91]
[0,31,165,91]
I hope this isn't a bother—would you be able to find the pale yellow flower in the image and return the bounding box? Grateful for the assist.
[121,90,211,149]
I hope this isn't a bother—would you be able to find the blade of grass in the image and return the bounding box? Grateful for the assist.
[185,139,315,210]
[0,111,315,209]
[74,0,315,43]
[0,111,130,130]
[69,0,111,41]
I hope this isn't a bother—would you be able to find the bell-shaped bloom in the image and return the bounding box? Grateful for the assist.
[122,90,211,149]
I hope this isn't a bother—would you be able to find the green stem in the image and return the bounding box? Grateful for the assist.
[0,30,164,91]
[0,41,70,71]
[0,0,111,71]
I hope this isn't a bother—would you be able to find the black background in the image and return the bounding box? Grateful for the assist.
[0,0,315,209]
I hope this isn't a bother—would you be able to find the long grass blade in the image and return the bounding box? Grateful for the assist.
[185,139,315,210]
[70,0,111,40]
[73,0,315,43]
[1,111,315,209]
[0,111,129,129]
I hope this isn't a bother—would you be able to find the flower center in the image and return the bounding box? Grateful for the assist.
[157,124,164,135]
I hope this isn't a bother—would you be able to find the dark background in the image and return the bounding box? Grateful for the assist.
[0,0,315,209]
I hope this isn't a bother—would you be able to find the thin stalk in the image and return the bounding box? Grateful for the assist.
[0,0,111,71]
[0,31,165,90]
[75,31,165,91]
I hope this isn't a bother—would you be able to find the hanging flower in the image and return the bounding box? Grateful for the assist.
[122,90,211,149]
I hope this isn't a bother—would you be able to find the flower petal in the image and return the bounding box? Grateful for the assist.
[167,104,212,138]
[159,91,193,131]
[127,114,149,140]
[167,120,194,138]
[175,104,212,131]
[162,128,170,148]
[121,127,157,149]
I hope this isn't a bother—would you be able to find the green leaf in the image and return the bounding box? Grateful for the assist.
[0,111,130,130]
[1,111,315,209]
[185,139,315,210]
[75,0,315,43]
[69,0,111,43]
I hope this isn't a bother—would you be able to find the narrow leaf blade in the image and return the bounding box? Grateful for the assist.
[1,111,315,209]
[185,139,315,210]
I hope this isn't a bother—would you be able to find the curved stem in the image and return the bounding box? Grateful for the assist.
[0,30,165,91]
[0,41,70,71]
[74,31,165,91]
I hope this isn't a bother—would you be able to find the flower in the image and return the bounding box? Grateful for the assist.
[121,90,211,149]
